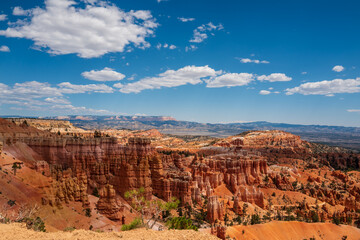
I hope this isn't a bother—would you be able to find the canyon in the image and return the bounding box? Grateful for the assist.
[0,118,359,239]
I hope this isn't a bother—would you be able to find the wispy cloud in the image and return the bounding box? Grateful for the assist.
[178,17,195,22]
[189,22,223,43]
[156,43,177,50]
[0,81,114,114]
[236,57,269,64]
[347,109,360,113]
[0,14,7,21]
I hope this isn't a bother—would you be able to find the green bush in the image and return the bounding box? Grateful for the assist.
[84,208,91,217]
[25,217,46,232]
[332,215,341,225]
[250,214,261,225]
[166,217,198,231]
[121,218,141,231]
[63,227,76,232]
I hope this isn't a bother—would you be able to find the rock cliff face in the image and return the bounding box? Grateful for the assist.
[96,184,124,220]
[216,130,306,149]
[14,129,270,210]
[207,196,225,223]
[51,168,89,207]
[25,137,155,200]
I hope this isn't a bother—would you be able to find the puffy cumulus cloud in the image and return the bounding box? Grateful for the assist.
[259,90,271,95]
[12,6,36,16]
[117,66,292,93]
[0,14,7,21]
[285,78,360,96]
[206,73,254,88]
[332,65,345,72]
[0,0,158,58]
[58,82,114,93]
[257,73,292,82]
[237,58,269,64]
[178,17,195,22]
[190,22,223,43]
[0,81,113,114]
[82,67,125,81]
[119,65,217,93]
[0,45,10,52]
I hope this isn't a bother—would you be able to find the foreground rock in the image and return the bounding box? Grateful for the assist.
[0,223,219,240]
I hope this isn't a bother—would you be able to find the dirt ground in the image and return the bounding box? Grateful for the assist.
[0,223,219,240]
[227,221,360,240]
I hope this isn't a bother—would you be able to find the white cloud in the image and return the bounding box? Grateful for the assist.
[178,17,195,22]
[127,74,137,81]
[206,73,254,88]
[0,14,7,21]
[156,43,177,50]
[113,83,123,88]
[301,72,307,75]
[58,82,114,93]
[185,45,197,52]
[0,45,10,52]
[237,58,269,64]
[257,73,292,82]
[259,90,271,95]
[332,65,345,72]
[1,0,158,58]
[12,6,35,16]
[0,81,113,114]
[285,78,360,96]
[189,22,223,43]
[347,109,360,113]
[82,67,125,81]
[44,97,71,104]
[119,65,217,93]
[50,104,112,114]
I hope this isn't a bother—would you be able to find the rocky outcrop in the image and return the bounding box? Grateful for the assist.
[51,168,89,207]
[96,184,124,221]
[237,186,264,208]
[216,131,306,149]
[35,161,51,177]
[233,195,242,215]
[207,196,224,223]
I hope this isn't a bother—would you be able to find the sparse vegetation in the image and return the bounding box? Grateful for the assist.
[121,218,141,231]
[166,217,198,231]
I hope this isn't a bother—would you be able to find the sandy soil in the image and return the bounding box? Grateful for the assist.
[0,223,219,240]
[227,221,360,240]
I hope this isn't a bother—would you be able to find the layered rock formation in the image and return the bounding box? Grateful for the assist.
[207,196,225,223]
[96,184,124,220]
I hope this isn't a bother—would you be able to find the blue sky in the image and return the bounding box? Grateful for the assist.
[0,0,359,126]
